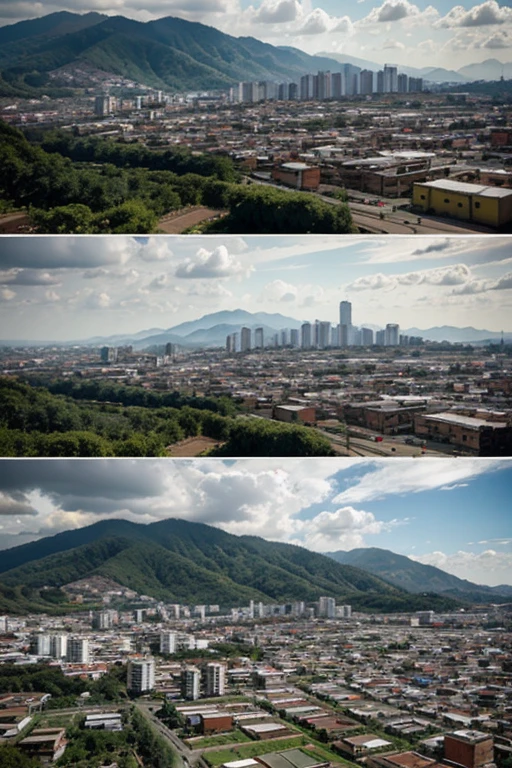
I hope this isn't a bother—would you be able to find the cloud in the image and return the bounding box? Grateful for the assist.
[452,270,512,295]
[303,506,385,551]
[297,7,332,34]
[0,269,61,286]
[412,240,452,256]
[0,495,38,517]
[0,288,16,301]
[376,0,413,22]
[255,0,301,23]
[347,263,472,292]
[436,0,512,28]
[478,30,511,47]
[410,549,512,587]
[333,459,507,505]
[175,245,249,279]
[0,237,139,269]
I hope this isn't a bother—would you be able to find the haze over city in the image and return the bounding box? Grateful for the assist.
[1,236,511,341]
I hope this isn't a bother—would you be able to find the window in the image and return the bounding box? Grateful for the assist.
[474,202,481,209]
[457,202,463,208]
[420,194,426,200]
[462,435,467,442]
[444,198,450,203]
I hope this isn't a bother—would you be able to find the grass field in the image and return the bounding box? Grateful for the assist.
[186,730,252,749]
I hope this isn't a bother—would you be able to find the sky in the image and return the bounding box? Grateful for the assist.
[2,0,512,70]
[0,457,510,587]
[1,235,511,341]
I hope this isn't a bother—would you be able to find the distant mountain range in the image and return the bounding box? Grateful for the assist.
[2,311,509,349]
[0,518,463,614]
[0,11,511,94]
[0,11,364,93]
[327,547,512,604]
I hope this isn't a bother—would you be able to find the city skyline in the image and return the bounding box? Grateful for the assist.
[2,0,512,71]
[0,458,510,587]
[1,235,511,342]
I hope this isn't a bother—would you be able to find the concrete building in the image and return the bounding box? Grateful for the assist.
[204,662,226,697]
[318,596,336,618]
[273,404,316,424]
[414,410,512,455]
[160,632,177,655]
[385,324,400,346]
[67,637,89,664]
[301,322,312,349]
[182,666,201,700]
[127,659,155,693]
[272,162,321,191]
[240,327,252,352]
[255,327,264,349]
[444,730,494,768]
[413,179,512,227]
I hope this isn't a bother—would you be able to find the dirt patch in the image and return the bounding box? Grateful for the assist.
[167,436,224,457]
[158,207,226,233]
[0,213,31,233]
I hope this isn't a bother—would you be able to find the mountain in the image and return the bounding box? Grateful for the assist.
[327,548,512,604]
[0,12,358,92]
[458,59,512,82]
[167,311,302,338]
[0,10,106,46]
[0,519,462,612]
[403,325,508,343]
[422,67,468,84]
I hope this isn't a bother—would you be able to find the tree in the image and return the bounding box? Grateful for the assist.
[0,745,39,768]
[96,200,158,234]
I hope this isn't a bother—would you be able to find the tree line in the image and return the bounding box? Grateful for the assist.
[0,378,335,457]
[0,122,355,234]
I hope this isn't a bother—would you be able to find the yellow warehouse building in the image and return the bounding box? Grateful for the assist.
[412,179,512,227]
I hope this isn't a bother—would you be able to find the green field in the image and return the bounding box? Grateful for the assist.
[186,729,252,749]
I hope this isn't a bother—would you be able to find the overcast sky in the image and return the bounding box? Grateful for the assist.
[0,457,510,586]
[0,235,511,341]
[1,0,512,70]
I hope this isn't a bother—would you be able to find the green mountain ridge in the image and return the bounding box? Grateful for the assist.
[327,547,512,603]
[0,12,356,93]
[0,519,462,612]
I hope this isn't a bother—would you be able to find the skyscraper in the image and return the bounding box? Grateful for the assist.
[301,322,312,349]
[254,327,264,349]
[240,327,251,352]
[340,301,352,346]
[339,301,352,327]
[385,323,400,346]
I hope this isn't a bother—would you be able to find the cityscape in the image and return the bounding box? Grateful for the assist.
[0,459,510,767]
[1,1,512,768]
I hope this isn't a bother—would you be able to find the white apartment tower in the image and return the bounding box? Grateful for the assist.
[67,637,90,664]
[204,662,226,697]
[385,323,400,346]
[240,327,251,352]
[318,596,336,618]
[160,632,177,655]
[127,659,155,693]
[182,666,201,700]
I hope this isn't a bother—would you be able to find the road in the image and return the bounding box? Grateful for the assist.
[135,701,195,768]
